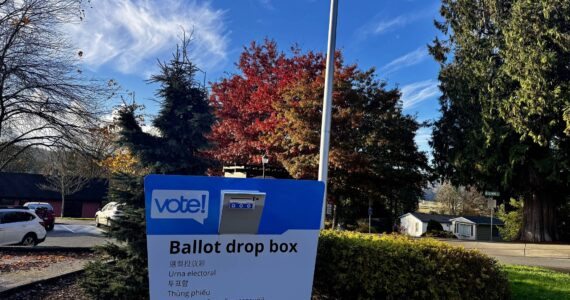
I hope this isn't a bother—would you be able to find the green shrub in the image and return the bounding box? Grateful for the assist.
[427,219,444,232]
[497,198,523,241]
[422,230,457,239]
[314,231,510,300]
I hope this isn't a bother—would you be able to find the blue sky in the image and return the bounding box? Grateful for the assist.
[70,0,443,154]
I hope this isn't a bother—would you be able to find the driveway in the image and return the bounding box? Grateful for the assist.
[39,220,110,248]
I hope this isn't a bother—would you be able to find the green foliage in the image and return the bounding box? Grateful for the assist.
[421,230,456,239]
[82,37,214,300]
[314,231,510,300]
[426,219,444,232]
[118,38,214,175]
[500,0,570,146]
[496,198,523,241]
[431,0,570,242]
[81,173,149,299]
[505,265,570,300]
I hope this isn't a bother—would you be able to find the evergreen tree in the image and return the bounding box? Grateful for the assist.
[82,36,214,299]
[430,0,570,242]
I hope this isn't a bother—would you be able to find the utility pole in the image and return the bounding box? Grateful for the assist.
[318,0,339,229]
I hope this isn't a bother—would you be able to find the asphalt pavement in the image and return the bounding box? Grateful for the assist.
[39,221,110,248]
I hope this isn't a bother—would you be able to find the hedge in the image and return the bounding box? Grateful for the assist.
[314,231,510,300]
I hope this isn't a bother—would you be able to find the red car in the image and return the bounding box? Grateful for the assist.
[23,202,55,231]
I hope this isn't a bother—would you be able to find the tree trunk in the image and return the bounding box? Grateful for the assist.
[60,179,65,218]
[519,191,558,242]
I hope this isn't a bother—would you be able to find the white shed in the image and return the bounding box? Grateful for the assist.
[399,212,456,237]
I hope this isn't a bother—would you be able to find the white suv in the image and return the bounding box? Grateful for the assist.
[0,208,47,246]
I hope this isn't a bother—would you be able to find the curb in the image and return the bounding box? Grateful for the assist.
[0,268,85,298]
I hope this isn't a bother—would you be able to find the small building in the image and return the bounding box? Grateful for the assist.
[0,172,108,218]
[399,212,457,237]
[450,216,504,241]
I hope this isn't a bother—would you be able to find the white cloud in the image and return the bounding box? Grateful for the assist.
[67,0,229,75]
[357,5,438,40]
[400,80,440,110]
[381,47,427,75]
[373,16,409,35]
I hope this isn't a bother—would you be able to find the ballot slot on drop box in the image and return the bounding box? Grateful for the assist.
[219,190,266,234]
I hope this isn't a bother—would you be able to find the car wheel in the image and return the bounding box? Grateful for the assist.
[46,223,54,231]
[21,233,37,246]
[95,217,100,227]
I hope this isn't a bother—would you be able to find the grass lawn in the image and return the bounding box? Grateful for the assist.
[504,265,570,299]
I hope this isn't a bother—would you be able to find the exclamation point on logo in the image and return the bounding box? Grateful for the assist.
[201,194,207,213]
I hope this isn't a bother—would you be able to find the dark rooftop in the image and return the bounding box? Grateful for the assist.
[0,172,108,202]
[407,212,458,224]
[462,216,505,226]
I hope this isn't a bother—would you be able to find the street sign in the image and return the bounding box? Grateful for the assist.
[484,191,500,197]
[326,202,333,215]
[145,175,324,300]
[368,207,373,216]
[487,199,497,209]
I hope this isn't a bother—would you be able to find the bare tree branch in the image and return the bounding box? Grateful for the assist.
[39,147,102,217]
[0,0,112,171]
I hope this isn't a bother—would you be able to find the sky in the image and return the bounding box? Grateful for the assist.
[69,0,443,154]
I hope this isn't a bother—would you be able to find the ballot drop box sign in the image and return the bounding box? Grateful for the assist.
[145,175,325,300]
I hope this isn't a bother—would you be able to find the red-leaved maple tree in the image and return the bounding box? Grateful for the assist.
[208,39,346,168]
[208,40,429,222]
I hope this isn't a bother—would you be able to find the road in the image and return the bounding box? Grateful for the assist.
[39,221,111,248]
[441,239,570,273]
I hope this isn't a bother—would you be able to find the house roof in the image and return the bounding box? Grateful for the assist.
[402,212,458,224]
[0,172,108,202]
[458,216,505,226]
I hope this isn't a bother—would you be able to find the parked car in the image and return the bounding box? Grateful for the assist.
[95,202,124,227]
[23,202,55,231]
[0,208,47,246]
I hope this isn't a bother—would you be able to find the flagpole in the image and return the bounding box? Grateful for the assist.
[319,0,338,229]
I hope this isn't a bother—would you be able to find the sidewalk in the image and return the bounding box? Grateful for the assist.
[0,257,89,294]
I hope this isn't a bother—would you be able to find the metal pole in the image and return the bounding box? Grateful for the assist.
[262,162,265,179]
[490,205,494,242]
[318,0,339,229]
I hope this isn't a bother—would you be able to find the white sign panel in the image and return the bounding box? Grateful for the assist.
[145,175,325,300]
